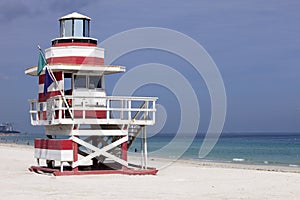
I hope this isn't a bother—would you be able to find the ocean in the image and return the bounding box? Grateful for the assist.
[1,132,299,167]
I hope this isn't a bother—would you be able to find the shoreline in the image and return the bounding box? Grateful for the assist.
[141,155,300,174]
[169,158,300,173]
[2,142,299,174]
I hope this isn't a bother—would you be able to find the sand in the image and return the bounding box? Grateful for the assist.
[0,143,299,200]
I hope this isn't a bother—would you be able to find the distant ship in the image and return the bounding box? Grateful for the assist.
[0,123,20,134]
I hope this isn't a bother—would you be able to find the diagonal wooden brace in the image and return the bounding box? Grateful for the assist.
[71,136,128,168]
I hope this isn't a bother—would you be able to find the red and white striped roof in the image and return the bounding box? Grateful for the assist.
[45,45,104,66]
[24,45,125,76]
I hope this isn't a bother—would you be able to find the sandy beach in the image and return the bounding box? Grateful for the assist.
[0,143,299,200]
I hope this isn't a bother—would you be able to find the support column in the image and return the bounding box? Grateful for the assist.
[140,132,144,168]
[92,136,98,168]
[121,136,128,170]
[143,127,148,169]
[73,138,78,172]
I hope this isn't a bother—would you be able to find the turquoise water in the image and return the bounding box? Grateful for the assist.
[1,132,299,167]
[129,133,300,166]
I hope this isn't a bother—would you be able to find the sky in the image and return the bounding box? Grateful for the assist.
[0,0,300,134]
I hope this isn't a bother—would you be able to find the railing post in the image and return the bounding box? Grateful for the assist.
[82,100,86,120]
[32,101,35,120]
[58,97,62,120]
[106,98,110,120]
[120,99,124,119]
[128,100,131,120]
[30,101,34,123]
[145,101,149,120]
[36,102,43,121]
[152,100,156,123]
[38,102,40,121]
[67,96,75,119]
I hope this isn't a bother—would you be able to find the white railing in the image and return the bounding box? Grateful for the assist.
[29,95,157,126]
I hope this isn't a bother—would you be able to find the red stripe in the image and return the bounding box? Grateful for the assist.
[53,42,97,47]
[47,57,104,65]
[42,111,46,120]
[74,110,106,119]
[38,111,47,120]
[39,72,63,84]
[29,166,158,176]
[37,110,106,119]
[38,91,61,102]
[34,139,73,150]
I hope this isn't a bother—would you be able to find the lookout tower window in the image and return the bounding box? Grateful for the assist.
[74,19,83,37]
[64,73,72,93]
[73,75,102,90]
[84,21,89,37]
[74,75,87,89]
[60,19,90,37]
[89,76,102,89]
[61,19,72,37]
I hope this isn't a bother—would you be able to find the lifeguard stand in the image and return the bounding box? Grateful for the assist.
[25,12,157,175]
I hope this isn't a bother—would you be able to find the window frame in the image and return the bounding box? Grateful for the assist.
[73,74,103,90]
[60,19,90,37]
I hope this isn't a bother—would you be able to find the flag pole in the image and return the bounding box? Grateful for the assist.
[37,45,74,120]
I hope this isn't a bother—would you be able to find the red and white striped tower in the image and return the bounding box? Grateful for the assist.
[25,12,157,175]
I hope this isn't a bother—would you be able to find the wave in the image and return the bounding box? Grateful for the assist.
[232,158,245,162]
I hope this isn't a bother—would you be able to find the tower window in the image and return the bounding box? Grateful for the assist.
[89,76,101,89]
[73,74,102,90]
[62,19,72,37]
[60,19,90,38]
[64,73,72,93]
[74,19,83,37]
[84,20,90,37]
[74,75,87,89]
